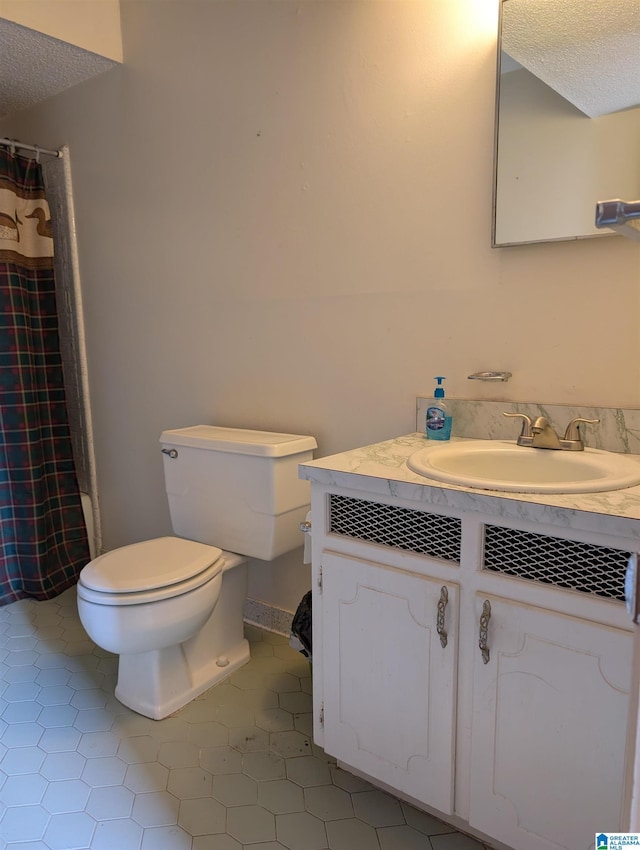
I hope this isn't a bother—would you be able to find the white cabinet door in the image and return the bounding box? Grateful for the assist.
[469,593,632,850]
[321,551,458,814]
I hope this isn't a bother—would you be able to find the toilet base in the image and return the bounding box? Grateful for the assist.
[113,552,250,720]
[115,636,250,720]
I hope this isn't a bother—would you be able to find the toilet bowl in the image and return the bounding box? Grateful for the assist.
[77,537,249,719]
[76,426,316,720]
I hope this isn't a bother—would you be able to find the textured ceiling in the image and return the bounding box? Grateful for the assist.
[502,0,640,118]
[0,18,117,119]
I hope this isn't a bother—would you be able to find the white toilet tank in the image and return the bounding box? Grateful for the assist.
[160,425,317,561]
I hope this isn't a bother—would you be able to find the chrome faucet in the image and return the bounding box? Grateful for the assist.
[503,413,600,451]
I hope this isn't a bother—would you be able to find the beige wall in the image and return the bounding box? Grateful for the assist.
[1,0,639,611]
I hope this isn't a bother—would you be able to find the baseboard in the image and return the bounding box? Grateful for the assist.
[243,597,294,637]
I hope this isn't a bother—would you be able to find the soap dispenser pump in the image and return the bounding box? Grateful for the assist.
[426,376,452,441]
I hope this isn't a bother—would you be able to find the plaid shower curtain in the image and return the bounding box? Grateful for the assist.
[0,147,90,604]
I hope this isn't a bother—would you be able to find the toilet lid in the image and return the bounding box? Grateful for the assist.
[79,536,223,594]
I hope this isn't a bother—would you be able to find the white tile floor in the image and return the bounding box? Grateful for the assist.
[0,588,494,850]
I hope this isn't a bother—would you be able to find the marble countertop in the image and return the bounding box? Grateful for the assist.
[299,433,640,540]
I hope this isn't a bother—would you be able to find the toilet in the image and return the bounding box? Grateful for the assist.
[77,425,317,720]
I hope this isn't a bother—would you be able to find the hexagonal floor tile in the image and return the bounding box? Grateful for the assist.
[192,835,242,850]
[215,701,256,728]
[243,751,287,781]
[39,726,82,753]
[258,779,305,815]
[227,804,276,844]
[0,803,50,842]
[304,784,354,821]
[41,778,91,813]
[92,817,143,850]
[263,673,302,694]
[178,796,226,835]
[37,684,74,706]
[146,717,190,743]
[199,745,243,775]
[400,802,456,837]
[2,700,41,723]
[35,667,71,687]
[276,811,328,850]
[379,824,440,850]
[131,790,179,827]
[0,772,48,806]
[329,764,374,793]
[270,731,312,759]
[86,784,135,820]
[352,789,404,828]
[176,697,219,724]
[73,707,113,733]
[40,750,85,781]
[77,730,119,758]
[325,817,380,850]
[2,720,43,748]
[230,668,267,690]
[167,766,213,800]
[81,755,127,788]
[123,761,169,793]
[140,823,192,850]
[70,688,108,710]
[279,691,313,715]
[110,713,155,740]
[38,704,78,728]
[157,740,200,769]
[213,772,258,807]
[43,811,96,850]
[117,735,160,764]
[228,724,269,752]
[256,708,295,733]
[3,681,41,702]
[187,720,229,748]
[286,756,331,788]
[294,713,313,737]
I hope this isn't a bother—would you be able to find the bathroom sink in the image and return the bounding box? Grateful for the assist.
[406,440,640,494]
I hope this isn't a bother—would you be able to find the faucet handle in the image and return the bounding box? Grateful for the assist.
[503,412,533,438]
[563,417,600,442]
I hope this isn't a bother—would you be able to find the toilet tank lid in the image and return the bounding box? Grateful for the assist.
[160,426,317,457]
[79,537,223,594]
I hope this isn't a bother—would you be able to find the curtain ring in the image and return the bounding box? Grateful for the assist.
[34,146,40,164]
[10,142,16,156]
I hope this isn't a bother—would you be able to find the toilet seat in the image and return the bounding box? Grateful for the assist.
[77,536,224,606]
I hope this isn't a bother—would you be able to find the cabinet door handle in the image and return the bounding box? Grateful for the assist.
[479,599,491,664]
[436,586,448,649]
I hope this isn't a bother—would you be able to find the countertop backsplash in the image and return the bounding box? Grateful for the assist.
[416,398,640,455]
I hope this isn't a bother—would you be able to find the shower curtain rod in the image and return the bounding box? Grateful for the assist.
[0,137,61,158]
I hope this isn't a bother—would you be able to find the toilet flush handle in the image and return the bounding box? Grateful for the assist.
[161,448,178,459]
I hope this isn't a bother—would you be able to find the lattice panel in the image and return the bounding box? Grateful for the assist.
[328,494,461,564]
[483,524,631,602]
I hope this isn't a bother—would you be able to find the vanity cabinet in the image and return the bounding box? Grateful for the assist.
[307,484,636,850]
[321,551,458,815]
[468,592,631,850]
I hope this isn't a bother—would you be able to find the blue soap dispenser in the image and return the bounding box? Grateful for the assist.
[426,377,452,441]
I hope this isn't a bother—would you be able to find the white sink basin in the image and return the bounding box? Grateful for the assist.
[406,440,640,494]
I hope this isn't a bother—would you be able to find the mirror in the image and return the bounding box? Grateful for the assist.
[493,0,640,247]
